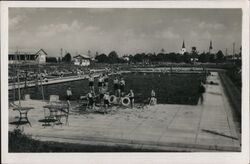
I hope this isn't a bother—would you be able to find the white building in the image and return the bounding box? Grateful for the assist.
[73,54,91,66]
[123,55,130,62]
[9,49,47,64]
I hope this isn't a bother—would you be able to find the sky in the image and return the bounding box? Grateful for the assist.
[9,8,242,57]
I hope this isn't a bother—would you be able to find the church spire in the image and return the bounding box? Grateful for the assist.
[209,40,213,50]
[180,40,186,55]
[182,40,185,48]
[208,40,213,54]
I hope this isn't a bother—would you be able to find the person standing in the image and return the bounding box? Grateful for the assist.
[113,76,119,96]
[99,86,105,106]
[98,74,103,93]
[88,74,95,92]
[127,89,135,109]
[103,73,109,89]
[119,77,126,97]
[87,90,95,110]
[198,81,206,105]
[66,86,72,112]
[103,92,110,114]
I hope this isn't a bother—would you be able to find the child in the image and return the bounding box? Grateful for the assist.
[149,90,157,105]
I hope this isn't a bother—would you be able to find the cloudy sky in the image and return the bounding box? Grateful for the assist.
[9,8,242,57]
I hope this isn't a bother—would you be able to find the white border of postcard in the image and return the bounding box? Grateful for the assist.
[1,1,249,164]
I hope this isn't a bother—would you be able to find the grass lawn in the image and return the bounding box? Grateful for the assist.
[9,129,183,152]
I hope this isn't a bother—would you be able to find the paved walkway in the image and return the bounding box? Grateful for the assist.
[8,72,240,151]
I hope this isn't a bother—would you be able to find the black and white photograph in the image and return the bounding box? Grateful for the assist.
[1,1,249,164]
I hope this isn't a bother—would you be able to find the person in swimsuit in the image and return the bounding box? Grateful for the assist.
[198,81,206,105]
[119,78,125,97]
[87,90,95,109]
[98,74,103,92]
[103,92,110,114]
[127,89,135,109]
[103,73,109,89]
[88,74,94,92]
[99,87,105,106]
[113,77,119,96]
[66,86,72,112]
[149,89,157,105]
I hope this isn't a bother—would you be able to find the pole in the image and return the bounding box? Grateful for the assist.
[38,61,45,101]
[233,42,235,65]
[16,49,21,106]
[17,70,21,106]
[60,48,63,62]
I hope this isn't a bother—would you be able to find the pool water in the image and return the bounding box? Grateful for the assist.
[11,73,205,105]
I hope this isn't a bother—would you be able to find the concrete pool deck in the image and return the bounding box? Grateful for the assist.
[8,72,241,152]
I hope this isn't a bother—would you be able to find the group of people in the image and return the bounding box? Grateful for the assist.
[66,72,158,114]
[87,73,133,111]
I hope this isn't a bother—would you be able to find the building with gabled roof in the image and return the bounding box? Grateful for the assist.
[9,49,47,64]
[73,54,91,66]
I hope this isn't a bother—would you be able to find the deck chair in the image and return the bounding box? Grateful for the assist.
[59,104,70,126]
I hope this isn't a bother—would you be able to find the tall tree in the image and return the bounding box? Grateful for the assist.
[95,53,108,63]
[108,51,119,63]
[62,53,72,62]
[216,50,225,62]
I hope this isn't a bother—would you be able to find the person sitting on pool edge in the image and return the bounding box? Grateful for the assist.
[127,89,135,109]
[149,89,157,105]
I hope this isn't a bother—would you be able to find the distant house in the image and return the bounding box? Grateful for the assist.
[9,49,47,64]
[225,54,241,61]
[190,57,199,63]
[73,54,91,66]
[122,55,130,62]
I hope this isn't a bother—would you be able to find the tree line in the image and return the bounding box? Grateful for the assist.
[95,50,232,64]
[46,50,240,64]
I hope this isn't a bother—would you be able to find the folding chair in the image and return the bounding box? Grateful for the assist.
[42,95,60,127]
[49,95,60,105]
[10,102,33,128]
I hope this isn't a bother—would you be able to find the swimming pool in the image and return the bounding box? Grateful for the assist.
[11,72,205,105]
